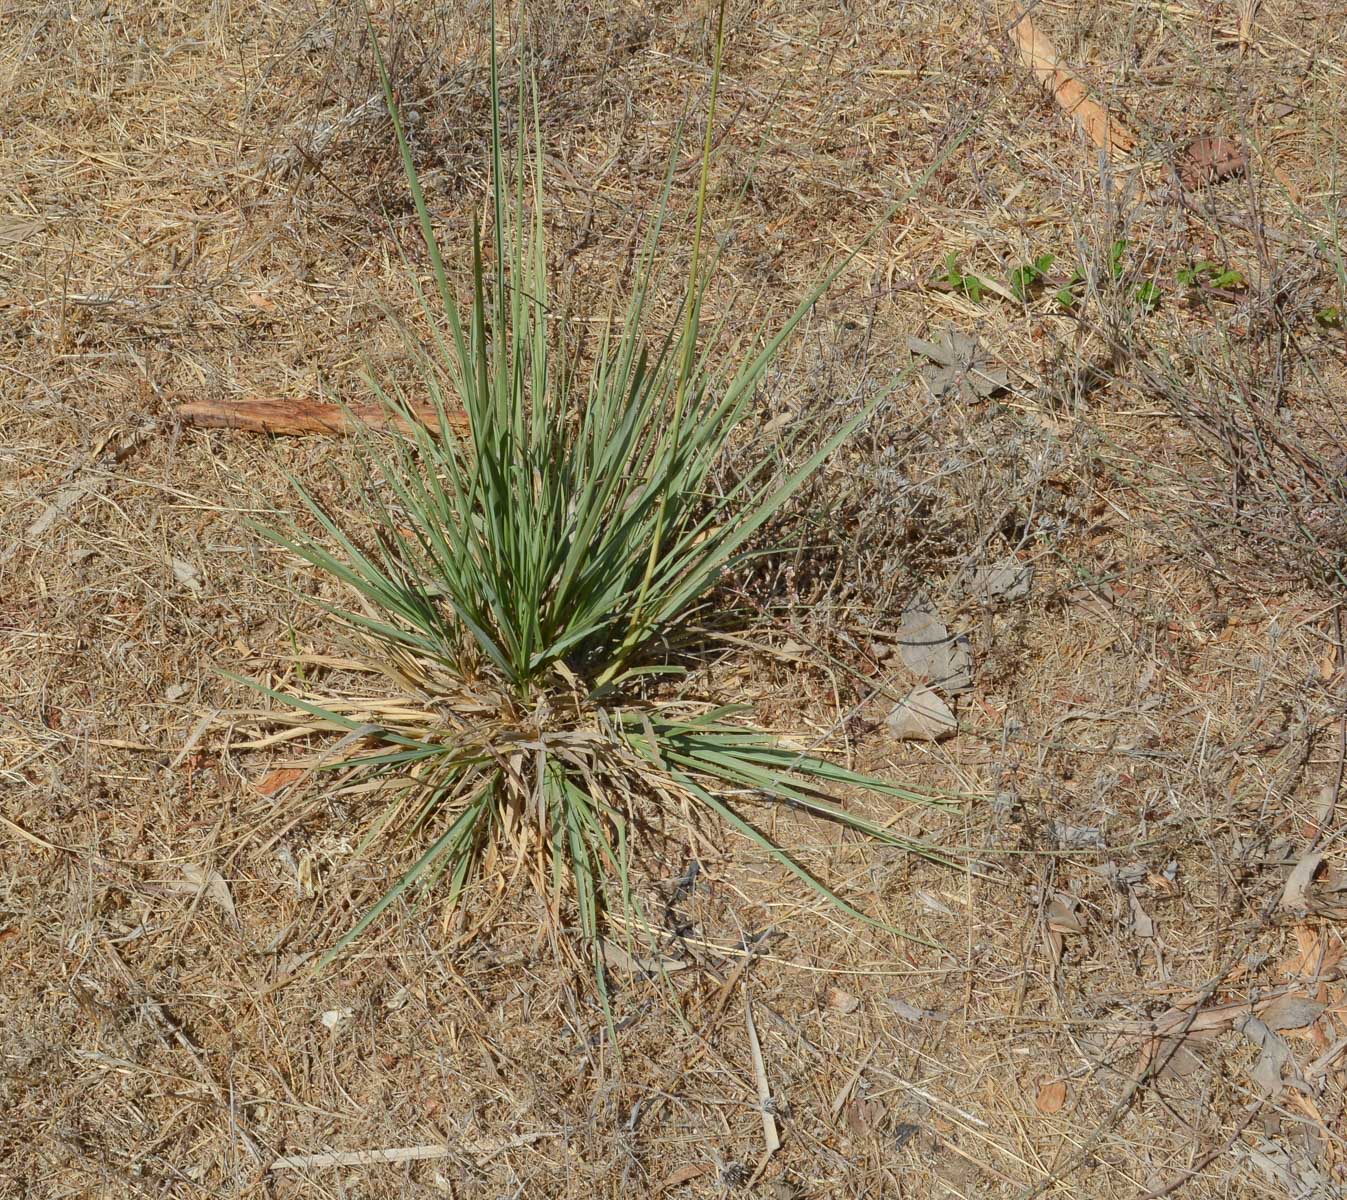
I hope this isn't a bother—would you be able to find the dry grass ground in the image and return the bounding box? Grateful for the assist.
[3,1,1347,1197]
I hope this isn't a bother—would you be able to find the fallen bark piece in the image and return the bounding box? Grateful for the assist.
[177,396,469,438]
[1010,5,1137,157]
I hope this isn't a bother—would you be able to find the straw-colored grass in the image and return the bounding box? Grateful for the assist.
[3,0,1346,1196]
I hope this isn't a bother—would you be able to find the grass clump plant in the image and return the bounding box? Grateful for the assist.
[252,4,958,980]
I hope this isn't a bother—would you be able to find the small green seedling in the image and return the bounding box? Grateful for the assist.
[941,252,989,302]
[1055,266,1085,310]
[1108,239,1128,280]
[927,239,1268,321]
[1177,260,1246,290]
[1314,305,1341,328]
[1009,252,1055,301]
[1135,280,1164,312]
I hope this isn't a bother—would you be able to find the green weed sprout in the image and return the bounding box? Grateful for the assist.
[940,252,990,302]
[1009,252,1054,301]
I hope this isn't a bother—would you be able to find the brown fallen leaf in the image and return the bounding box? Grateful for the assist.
[1280,926,1345,983]
[1043,892,1087,963]
[1046,893,1087,935]
[1140,1010,1230,1080]
[1009,5,1137,156]
[660,1163,713,1191]
[177,396,469,439]
[1034,1078,1067,1115]
[1271,161,1303,204]
[1148,1035,1209,1080]
[824,985,861,1014]
[1135,988,1327,1079]
[844,1096,885,1139]
[1128,890,1156,940]
[1258,992,1325,1032]
[1178,136,1248,188]
[1282,851,1326,910]
[1236,1014,1306,1098]
[255,766,307,796]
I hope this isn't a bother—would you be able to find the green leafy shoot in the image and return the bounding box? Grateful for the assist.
[1135,279,1164,312]
[941,252,990,302]
[1055,266,1085,310]
[1108,238,1128,280]
[1110,240,1163,311]
[1009,252,1054,301]
[1177,260,1246,290]
[247,1,964,984]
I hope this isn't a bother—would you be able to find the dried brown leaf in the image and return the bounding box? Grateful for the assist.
[1280,927,1345,982]
[1148,1036,1207,1080]
[1237,1136,1336,1196]
[1258,993,1326,1032]
[165,863,236,921]
[1236,1015,1305,1098]
[255,766,307,796]
[1138,988,1330,1080]
[0,215,45,246]
[1282,851,1326,910]
[1034,1078,1067,1114]
[1046,894,1087,935]
[1178,136,1247,188]
[1128,890,1156,939]
[1282,852,1347,919]
[844,1096,885,1139]
[659,1163,713,1190]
